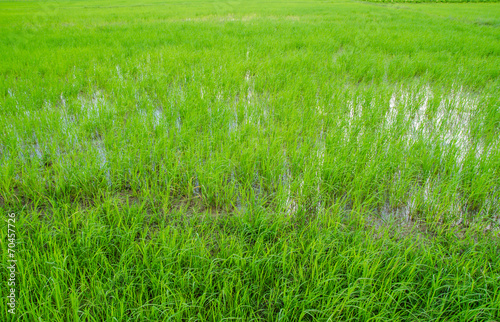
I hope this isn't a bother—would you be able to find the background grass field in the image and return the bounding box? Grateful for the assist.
[1,0,500,320]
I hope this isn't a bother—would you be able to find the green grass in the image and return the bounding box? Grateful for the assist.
[363,0,499,3]
[1,0,500,320]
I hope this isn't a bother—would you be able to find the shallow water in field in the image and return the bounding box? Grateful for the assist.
[2,81,498,233]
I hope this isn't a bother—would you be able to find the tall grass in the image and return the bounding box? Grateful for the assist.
[1,0,499,320]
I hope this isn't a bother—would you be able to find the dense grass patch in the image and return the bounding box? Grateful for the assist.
[8,204,500,320]
[1,0,499,320]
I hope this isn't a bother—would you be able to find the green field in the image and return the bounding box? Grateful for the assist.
[1,0,500,320]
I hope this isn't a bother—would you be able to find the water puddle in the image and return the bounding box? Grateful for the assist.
[94,139,111,187]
